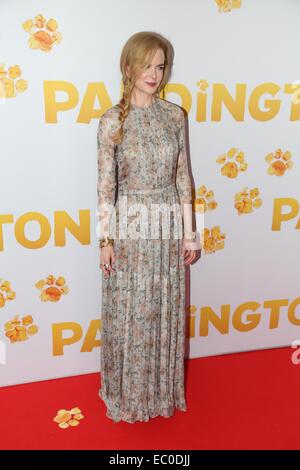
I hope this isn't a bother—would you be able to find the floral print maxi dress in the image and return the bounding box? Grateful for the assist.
[97,97,192,423]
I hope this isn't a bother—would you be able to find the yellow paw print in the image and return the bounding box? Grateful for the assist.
[234,187,263,215]
[215,0,242,13]
[265,148,293,176]
[5,315,38,343]
[53,407,84,429]
[216,148,248,179]
[196,79,209,92]
[291,83,300,105]
[202,226,226,254]
[0,64,28,98]
[0,279,16,308]
[193,185,218,213]
[35,275,70,302]
[188,305,197,315]
[22,14,62,52]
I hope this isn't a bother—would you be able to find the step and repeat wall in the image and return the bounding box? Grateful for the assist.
[1,0,300,386]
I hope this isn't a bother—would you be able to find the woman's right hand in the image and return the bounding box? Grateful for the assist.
[100,245,116,278]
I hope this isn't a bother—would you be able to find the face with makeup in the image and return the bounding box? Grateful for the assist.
[128,48,165,105]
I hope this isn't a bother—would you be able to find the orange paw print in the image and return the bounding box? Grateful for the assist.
[234,187,263,215]
[194,185,218,213]
[216,148,248,179]
[0,279,16,308]
[202,226,226,254]
[5,315,38,343]
[35,275,70,302]
[53,407,84,429]
[22,14,62,52]
[265,149,293,176]
[0,64,28,98]
[215,0,242,13]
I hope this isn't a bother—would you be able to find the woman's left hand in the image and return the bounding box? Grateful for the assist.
[181,237,201,265]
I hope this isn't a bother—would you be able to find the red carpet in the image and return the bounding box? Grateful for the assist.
[0,346,298,450]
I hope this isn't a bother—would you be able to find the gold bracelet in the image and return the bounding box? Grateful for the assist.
[99,236,113,242]
[99,236,114,248]
[100,242,114,248]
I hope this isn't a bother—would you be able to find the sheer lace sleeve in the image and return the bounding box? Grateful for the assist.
[97,111,117,239]
[176,108,192,205]
[175,108,201,249]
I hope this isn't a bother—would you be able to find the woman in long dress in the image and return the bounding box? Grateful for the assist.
[97,31,200,423]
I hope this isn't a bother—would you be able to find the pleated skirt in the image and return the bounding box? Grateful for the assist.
[99,182,187,423]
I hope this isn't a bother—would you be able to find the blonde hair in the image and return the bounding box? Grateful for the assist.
[111,31,174,145]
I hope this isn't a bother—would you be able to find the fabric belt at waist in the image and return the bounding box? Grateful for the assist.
[118,180,176,195]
